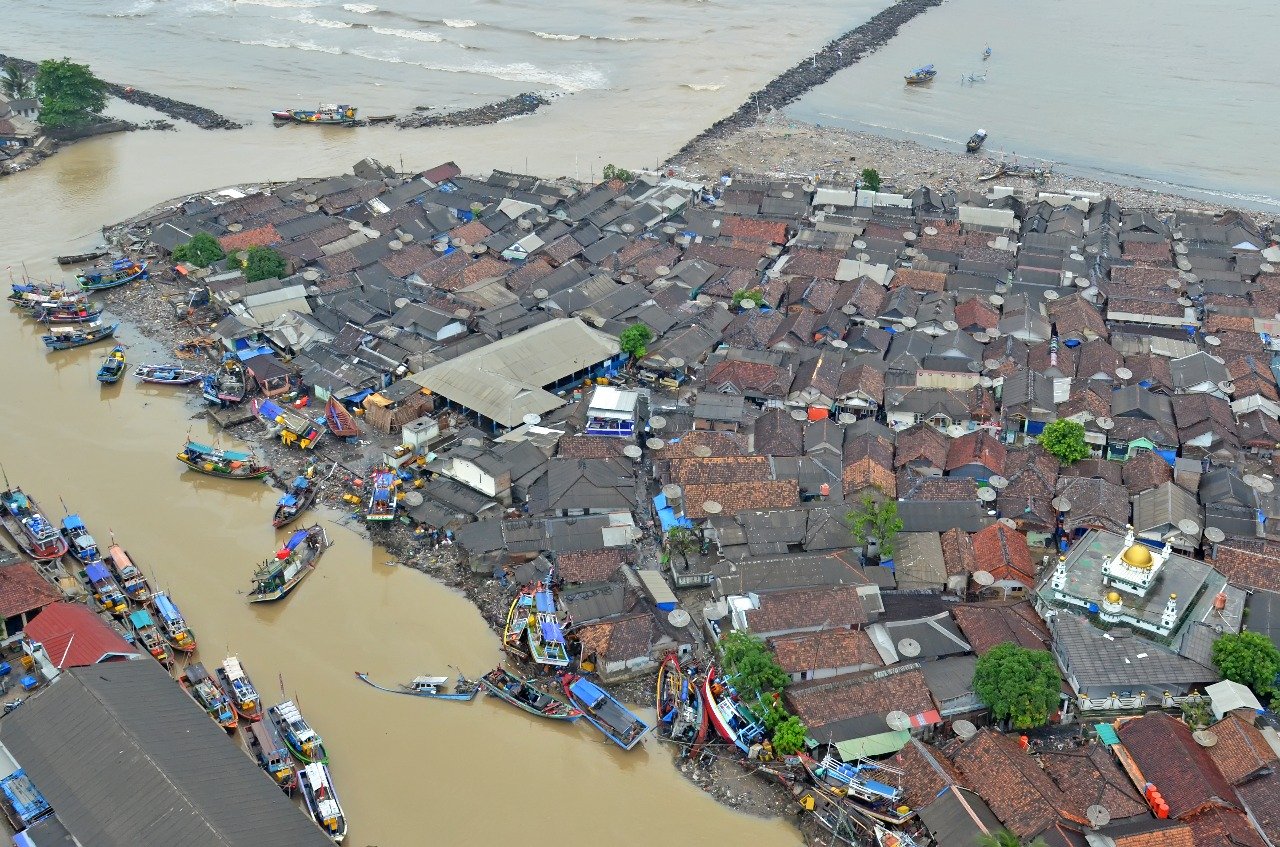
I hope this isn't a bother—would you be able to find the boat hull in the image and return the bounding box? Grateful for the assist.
[43,323,119,350]
[324,396,360,438]
[354,672,479,701]
[0,488,70,561]
[248,525,329,602]
[78,263,147,291]
[562,673,652,751]
[479,667,581,721]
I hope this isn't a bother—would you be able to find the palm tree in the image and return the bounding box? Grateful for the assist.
[976,831,1049,847]
[1,62,34,99]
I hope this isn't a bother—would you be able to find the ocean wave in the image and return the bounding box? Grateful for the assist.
[235,0,323,7]
[346,48,605,92]
[534,31,580,41]
[443,18,476,27]
[297,11,352,28]
[371,26,443,42]
[108,0,156,18]
[681,83,722,91]
[239,37,342,54]
[342,2,377,11]
[531,30,642,42]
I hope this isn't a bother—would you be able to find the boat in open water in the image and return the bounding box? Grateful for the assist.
[216,656,263,721]
[904,64,937,84]
[248,524,330,603]
[801,753,915,825]
[181,662,238,731]
[272,104,358,125]
[245,719,298,793]
[105,542,151,604]
[273,472,318,528]
[0,486,69,561]
[59,514,101,566]
[354,671,479,701]
[268,700,328,764]
[479,667,581,721]
[134,364,203,385]
[365,468,398,522]
[656,653,708,757]
[43,320,119,350]
[701,665,767,754]
[561,673,651,751]
[202,357,247,405]
[96,345,127,383]
[527,578,570,668]
[128,608,172,665]
[324,396,360,438]
[177,441,272,480]
[77,258,147,291]
[84,562,129,616]
[254,398,325,450]
[297,762,347,843]
[150,590,197,653]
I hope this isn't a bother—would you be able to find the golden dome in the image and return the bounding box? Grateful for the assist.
[1105,591,1122,605]
[1121,544,1154,568]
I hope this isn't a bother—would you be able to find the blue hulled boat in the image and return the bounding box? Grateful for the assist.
[85,562,129,616]
[561,673,651,751]
[44,320,119,350]
[354,672,479,701]
[150,590,197,653]
[77,258,147,291]
[527,579,570,667]
[97,345,127,383]
[60,514,102,566]
[273,473,318,528]
[904,64,937,84]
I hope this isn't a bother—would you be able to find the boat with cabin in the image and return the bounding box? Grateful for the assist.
[272,104,358,125]
[526,578,570,667]
[273,471,318,528]
[354,671,479,701]
[966,129,987,153]
[134,364,204,385]
[128,608,172,664]
[801,753,915,824]
[9,282,73,311]
[656,653,709,757]
[245,719,298,792]
[297,762,347,842]
[502,584,535,658]
[105,542,151,604]
[365,468,398,522]
[248,524,330,603]
[202,357,247,405]
[904,64,937,84]
[793,782,866,847]
[560,673,652,751]
[216,656,264,721]
[177,441,272,480]
[324,396,360,438]
[268,700,328,764]
[43,320,119,350]
[84,562,129,616]
[150,590,197,653]
[181,662,238,730]
[59,514,101,566]
[701,665,767,754]
[254,398,325,450]
[0,487,69,561]
[77,258,147,291]
[96,345,127,383]
[34,299,102,324]
[479,667,581,721]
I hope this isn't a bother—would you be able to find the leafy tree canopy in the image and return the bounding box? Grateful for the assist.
[2,61,34,99]
[1212,630,1280,702]
[619,322,653,359]
[973,643,1061,730]
[731,288,764,309]
[35,58,107,128]
[860,168,882,192]
[601,163,634,183]
[719,630,789,697]
[770,715,808,756]
[172,233,225,268]
[1038,418,1089,465]
[975,831,1050,847]
[239,246,286,283]
[665,526,698,568]
[846,493,904,560]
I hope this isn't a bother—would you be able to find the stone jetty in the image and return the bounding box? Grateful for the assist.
[395,93,551,130]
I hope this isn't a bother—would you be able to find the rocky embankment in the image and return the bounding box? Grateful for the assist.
[396,93,551,130]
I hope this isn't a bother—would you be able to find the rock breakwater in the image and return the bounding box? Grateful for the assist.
[396,93,550,130]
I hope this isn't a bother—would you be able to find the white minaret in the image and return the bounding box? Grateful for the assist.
[1160,593,1179,632]
[1051,555,1068,593]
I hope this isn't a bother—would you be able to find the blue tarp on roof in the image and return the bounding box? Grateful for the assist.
[153,593,181,622]
[285,529,308,550]
[653,492,694,533]
[128,609,154,629]
[292,476,310,489]
[535,590,556,614]
[278,494,298,507]
[62,514,86,532]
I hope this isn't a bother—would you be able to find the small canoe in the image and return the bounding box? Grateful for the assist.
[324,396,361,438]
[355,671,479,701]
[216,656,264,721]
[966,129,988,153]
[297,762,347,842]
[77,258,147,291]
[904,64,937,84]
[57,249,109,266]
[479,667,581,721]
[272,472,318,528]
[245,719,298,793]
[134,364,204,385]
[44,321,119,350]
[97,345,127,383]
[272,104,358,125]
[268,700,327,764]
[561,673,652,751]
[181,662,238,731]
[177,440,272,480]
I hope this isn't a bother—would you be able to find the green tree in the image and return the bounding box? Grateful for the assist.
[35,58,107,128]
[718,630,789,696]
[846,493,904,560]
[171,233,226,268]
[239,246,286,283]
[1038,419,1089,465]
[665,526,698,570]
[973,643,1062,730]
[602,163,634,183]
[618,323,653,360]
[1,61,33,99]
[859,168,881,192]
[731,288,764,310]
[975,831,1049,847]
[770,714,808,756]
[1212,631,1280,702]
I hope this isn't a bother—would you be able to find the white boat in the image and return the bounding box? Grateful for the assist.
[297,761,347,842]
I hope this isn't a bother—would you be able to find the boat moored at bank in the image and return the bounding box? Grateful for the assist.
[248,524,330,603]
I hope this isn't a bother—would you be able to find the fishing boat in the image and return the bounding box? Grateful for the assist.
[701,665,767,754]
[202,357,248,405]
[793,782,866,847]
[502,584,535,658]
[966,129,987,154]
[324,396,360,438]
[561,673,651,751]
[354,671,479,701]
[801,753,915,824]
[134,364,204,385]
[33,299,102,324]
[84,562,129,616]
[272,104,358,125]
[254,398,325,450]
[365,468,398,522]
[656,653,709,757]
[127,608,172,664]
[0,487,69,561]
[526,578,570,667]
[216,656,264,721]
[8,282,71,310]
[875,824,920,847]
[56,249,109,266]
[176,441,272,480]
[478,667,581,721]
[297,762,347,842]
[904,64,937,84]
[181,662,238,730]
[96,345,127,383]
[268,700,328,764]
[43,320,119,350]
[105,543,151,604]
[248,524,330,603]
[982,45,992,60]
[59,514,101,566]
[77,258,147,291]
[273,472,318,528]
[245,719,298,793]
[150,590,197,653]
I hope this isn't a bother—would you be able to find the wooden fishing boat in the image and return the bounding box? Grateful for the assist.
[34,300,102,324]
[502,584,535,658]
[181,662,238,730]
[96,345,127,383]
[297,762,347,843]
[324,396,360,438]
[77,258,147,291]
[176,441,272,480]
[273,471,318,528]
[801,753,915,824]
[150,590,197,653]
[354,671,479,701]
[0,487,69,561]
[128,608,172,664]
[793,782,867,847]
[202,357,247,405]
[8,282,72,310]
[248,524,330,603]
[106,543,151,604]
[268,700,327,764]
[84,562,129,616]
[875,824,920,847]
[134,363,204,385]
[272,104,358,125]
[43,320,119,350]
[56,249,109,266]
[966,128,988,153]
[245,719,298,792]
[904,64,937,84]
[365,468,398,522]
[59,514,102,566]
[479,667,581,721]
[560,673,652,751]
[656,653,709,757]
[254,398,325,450]
[526,578,570,668]
[701,665,767,754]
[216,656,264,721]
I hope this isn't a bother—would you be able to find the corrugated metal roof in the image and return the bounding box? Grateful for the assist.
[0,661,333,847]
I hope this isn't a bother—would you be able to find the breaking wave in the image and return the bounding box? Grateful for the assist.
[346,47,605,92]
[239,36,342,54]
[681,82,723,91]
[443,18,476,27]
[342,2,377,11]
[235,0,324,7]
[108,0,156,18]
[297,11,352,27]
[371,26,444,42]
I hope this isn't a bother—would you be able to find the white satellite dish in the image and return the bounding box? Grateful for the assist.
[924,226,938,237]
[978,488,997,502]
[886,711,912,732]
[1218,381,1235,394]
[661,484,683,500]
[1204,527,1226,543]
[522,414,541,426]
[1115,367,1133,380]
[947,424,965,437]
[902,316,918,328]
[989,475,1008,490]
[668,609,691,628]
[1052,497,1072,512]
[1097,417,1114,431]
[953,719,978,740]
[897,638,921,658]
[1043,289,1060,301]
[668,357,686,369]
[790,409,808,421]
[649,416,667,430]
[692,445,713,458]
[702,501,723,515]
[1205,335,1221,347]
[998,517,1017,529]
[1086,805,1111,829]
[646,438,666,451]
[973,570,995,586]
[622,445,643,460]
[462,437,483,447]
[1193,730,1218,748]
[989,294,1005,306]
[943,320,959,332]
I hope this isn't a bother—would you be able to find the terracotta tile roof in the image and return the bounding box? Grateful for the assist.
[768,628,883,675]
[1122,239,1173,262]
[576,612,654,665]
[895,422,950,470]
[1060,457,1123,487]
[414,249,472,288]
[218,224,280,253]
[557,435,629,460]
[682,242,764,271]
[455,255,510,289]
[951,602,1050,654]
[0,561,62,619]
[786,667,934,734]
[722,216,789,244]
[971,522,1037,585]
[844,277,887,317]
[950,729,1085,837]
[1125,353,1174,391]
[1236,774,1280,847]
[954,296,998,331]
[704,359,791,396]
[721,310,784,350]
[699,266,758,300]
[898,474,977,503]
[1117,712,1239,820]
[946,429,1007,474]
[892,268,947,293]
[1204,313,1258,334]
[940,528,977,576]
[789,348,843,397]
[556,548,628,583]
[681,481,798,518]
[1056,477,1131,535]
[655,431,748,461]
[449,219,492,244]
[784,248,844,280]
[1122,449,1174,495]
[746,584,866,635]
[1184,805,1266,847]
[1237,409,1280,448]
[381,243,436,277]
[1040,744,1149,823]
[1206,543,1280,593]
[836,364,885,404]
[666,456,775,485]
[1075,337,1125,380]
[542,234,583,266]
[1112,821,1196,847]
[752,408,804,457]
[306,222,354,248]
[1047,293,1109,342]
[843,434,897,498]
[887,739,967,811]
[504,256,555,294]
[1029,340,1078,379]
[318,248,363,276]
[1205,714,1279,785]
[1003,444,1059,489]
[1230,372,1279,403]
